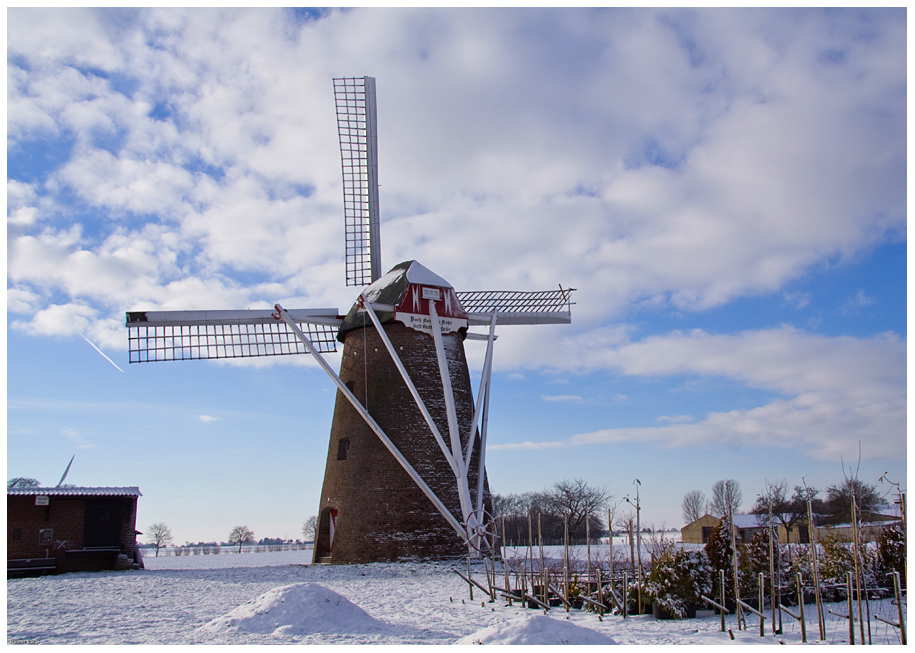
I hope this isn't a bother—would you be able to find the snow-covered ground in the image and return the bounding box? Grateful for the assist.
[7,548,905,645]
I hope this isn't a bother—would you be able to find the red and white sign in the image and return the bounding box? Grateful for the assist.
[394,284,467,335]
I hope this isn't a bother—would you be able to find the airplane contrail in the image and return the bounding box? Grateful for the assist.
[80,334,125,373]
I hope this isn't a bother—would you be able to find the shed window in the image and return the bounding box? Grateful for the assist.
[337,438,350,461]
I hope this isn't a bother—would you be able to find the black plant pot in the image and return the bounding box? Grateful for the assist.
[652,601,697,620]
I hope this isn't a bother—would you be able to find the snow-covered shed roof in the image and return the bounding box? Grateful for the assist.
[731,514,764,529]
[873,503,899,517]
[694,514,764,529]
[7,486,142,497]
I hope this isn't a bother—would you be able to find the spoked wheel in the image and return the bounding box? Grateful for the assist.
[464,509,497,555]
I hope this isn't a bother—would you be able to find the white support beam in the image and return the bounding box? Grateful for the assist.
[360,299,459,477]
[428,300,464,474]
[465,312,571,326]
[273,303,468,542]
[464,331,498,341]
[474,314,497,514]
[428,300,475,544]
[129,308,341,327]
[465,312,497,471]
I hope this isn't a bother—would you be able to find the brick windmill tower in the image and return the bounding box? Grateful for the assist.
[126,77,574,563]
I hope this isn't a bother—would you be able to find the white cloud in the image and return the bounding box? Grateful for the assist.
[541,394,586,405]
[497,327,905,461]
[6,9,904,338]
[782,292,811,310]
[843,290,876,312]
[15,303,98,337]
[62,427,97,450]
[198,415,218,423]
[7,286,42,314]
[656,415,694,424]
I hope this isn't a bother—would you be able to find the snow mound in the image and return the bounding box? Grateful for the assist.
[199,583,386,637]
[455,614,618,645]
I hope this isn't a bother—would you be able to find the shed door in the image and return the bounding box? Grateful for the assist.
[84,499,123,547]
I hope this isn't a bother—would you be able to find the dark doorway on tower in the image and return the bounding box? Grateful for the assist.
[314,507,339,562]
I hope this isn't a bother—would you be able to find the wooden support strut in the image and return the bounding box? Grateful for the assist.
[454,569,490,596]
[736,599,766,638]
[548,584,573,609]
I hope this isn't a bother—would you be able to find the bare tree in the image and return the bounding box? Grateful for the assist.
[614,509,637,573]
[302,516,318,542]
[644,522,675,562]
[541,478,612,540]
[228,525,255,553]
[708,479,742,517]
[146,522,173,557]
[751,479,823,542]
[826,478,881,524]
[681,489,708,524]
[7,477,40,488]
[825,446,883,525]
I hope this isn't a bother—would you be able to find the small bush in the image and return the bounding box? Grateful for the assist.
[644,548,713,619]
[819,532,855,584]
[876,527,905,584]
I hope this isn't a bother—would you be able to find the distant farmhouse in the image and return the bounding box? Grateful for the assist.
[681,514,768,544]
[681,507,900,545]
[8,486,143,577]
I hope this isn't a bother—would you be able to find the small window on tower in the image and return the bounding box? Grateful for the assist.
[337,438,350,461]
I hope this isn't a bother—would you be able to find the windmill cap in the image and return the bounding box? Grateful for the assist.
[337,261,466,339]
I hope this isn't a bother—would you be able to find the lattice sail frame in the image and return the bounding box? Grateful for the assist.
[126,309,339,363]
[457,287,575,325]
[334,76,381,287]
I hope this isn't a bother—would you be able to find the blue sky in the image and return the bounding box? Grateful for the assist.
[7,8,906,544]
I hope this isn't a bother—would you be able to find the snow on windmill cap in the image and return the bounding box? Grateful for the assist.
[338,261,468,339]
[372,260,454,292]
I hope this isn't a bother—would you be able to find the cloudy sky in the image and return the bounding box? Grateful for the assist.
[7,8,906,544]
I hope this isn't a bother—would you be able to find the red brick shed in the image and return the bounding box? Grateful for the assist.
[7,486,142,577]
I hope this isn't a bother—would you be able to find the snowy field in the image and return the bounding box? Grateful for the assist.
[7,548,905,645]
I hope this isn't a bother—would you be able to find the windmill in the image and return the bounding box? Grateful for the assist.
[126,77,574,564]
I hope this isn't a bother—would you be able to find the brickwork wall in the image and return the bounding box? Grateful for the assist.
[7,495,139,571]
[315,322,492,564]
[8,496,86,561]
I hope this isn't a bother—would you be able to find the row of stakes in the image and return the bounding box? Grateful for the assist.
[453,510,906,644]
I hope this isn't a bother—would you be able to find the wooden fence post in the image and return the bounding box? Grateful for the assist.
[796,572,806,643]
[720,569,726,632]
[846,571,855,645]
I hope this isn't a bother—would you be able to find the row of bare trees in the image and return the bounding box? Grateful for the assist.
[493,478,613,546]
[682,475,889,530]
[145,523,255,555]
[681,479,743,524]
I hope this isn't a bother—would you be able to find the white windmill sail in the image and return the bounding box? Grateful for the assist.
[334,76,381,287]
[125,309,340,363]
[57,455,75,487]
[458,287,576,326]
